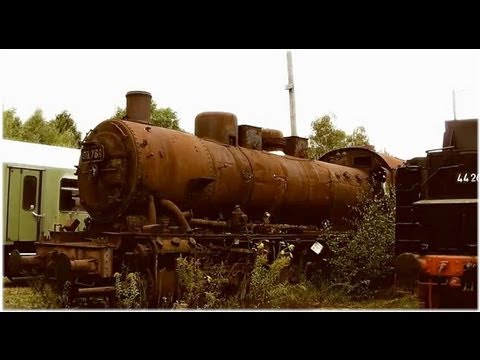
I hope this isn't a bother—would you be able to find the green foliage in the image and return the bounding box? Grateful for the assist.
[3,108,22,139]
[244,255,352,309]
[308,113,370,159]
[246,255,291,308]
[2,108,82,148]
[113,100,182,131]
[114,270,148,309]
[50,110,82,147]
[19,109,53,144]
[175,257,230,309]
[323,187,396,298]
[346,126,369,147]
[171,251,418,309]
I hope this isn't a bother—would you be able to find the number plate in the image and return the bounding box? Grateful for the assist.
[456,172,478,183]
[81,145,104,162]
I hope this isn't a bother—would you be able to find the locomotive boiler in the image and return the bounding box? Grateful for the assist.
[9,91,402,306]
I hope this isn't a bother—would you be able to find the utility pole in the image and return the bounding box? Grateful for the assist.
[452,89,457,120]
[285,50,297,136]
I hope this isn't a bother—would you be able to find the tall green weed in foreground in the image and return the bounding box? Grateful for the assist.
[323,187,396,298]
[114,268,148,309]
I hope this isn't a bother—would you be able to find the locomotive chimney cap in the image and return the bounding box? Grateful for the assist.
[125,91,152,124]
[126,90,152,97]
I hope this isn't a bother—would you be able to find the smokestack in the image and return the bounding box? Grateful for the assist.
[126,91,152,124]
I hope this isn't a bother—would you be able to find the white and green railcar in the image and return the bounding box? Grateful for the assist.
[2,140,89,268]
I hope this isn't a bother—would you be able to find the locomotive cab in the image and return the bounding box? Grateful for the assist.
[394,118,478,308]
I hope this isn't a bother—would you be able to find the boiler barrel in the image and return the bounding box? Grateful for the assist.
[79,119,370,224]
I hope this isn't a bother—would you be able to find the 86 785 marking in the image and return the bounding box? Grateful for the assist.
[456,173,478,183]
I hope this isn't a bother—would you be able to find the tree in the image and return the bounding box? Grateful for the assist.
[308,113,370,159]
[113,100,182,131]
[19,109,56,145]
[3,108,22,139]
[346,126,369,147]
[49,110,82,148]
[3,108,82,148]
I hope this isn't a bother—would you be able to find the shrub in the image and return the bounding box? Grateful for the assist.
[245,254,290,308]
[175,256,230,309]
[114,269,148,309]
[323,187,396,298]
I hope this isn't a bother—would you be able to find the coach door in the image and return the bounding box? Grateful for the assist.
[6,167,43,243]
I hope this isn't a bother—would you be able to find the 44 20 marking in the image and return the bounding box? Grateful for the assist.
[456,173,478,183]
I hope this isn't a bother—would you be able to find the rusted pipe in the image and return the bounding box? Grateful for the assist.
[159,199,192,232]
[182,210,193,219]
[190,218,228,228]
[78,286,116,296]
[148,194,157,224]
[70,259,97,272]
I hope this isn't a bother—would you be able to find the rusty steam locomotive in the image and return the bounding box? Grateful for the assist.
[9,91,402,306]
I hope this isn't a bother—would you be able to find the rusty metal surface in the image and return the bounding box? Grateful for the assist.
[238,125,262,150]
[70,259,97,272]
[36,243,113,277]
[48,231,86,243]
[125,91,152,124]
[78,119,140,222]
[375,152,404,170]
[79,118,375,226]
[78,93,403,227]
[319,147,404,170]
[190,218,228,227]
[284,136,308,158]
[261,129,285,151]
[195,112,238,145]
[152,237,192,254]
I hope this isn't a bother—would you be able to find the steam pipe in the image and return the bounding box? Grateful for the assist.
[159,199,192,232]
[190,218,228,228]
[148,195,157,224]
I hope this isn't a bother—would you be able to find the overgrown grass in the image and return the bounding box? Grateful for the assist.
[173,255,420,309]
[3,277,62,309]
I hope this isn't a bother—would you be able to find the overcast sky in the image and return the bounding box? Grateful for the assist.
[1,49,478,160]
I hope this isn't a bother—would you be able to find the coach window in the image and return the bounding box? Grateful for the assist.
[59,178,85,212]
[22,175,37,210]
